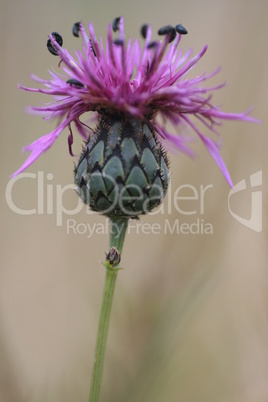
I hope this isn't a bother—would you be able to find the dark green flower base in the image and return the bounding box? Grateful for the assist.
[74,116,169,218]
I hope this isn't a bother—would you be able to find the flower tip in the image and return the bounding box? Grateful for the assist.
[11,156,29,178]
[222,169,234,188]
[225,175,234,188]
[248,116,261,124]
[244,108,261,124]
[10,171,17,179]
[203,44,208,53]
[245,105,261,123]
[234,107,261,124]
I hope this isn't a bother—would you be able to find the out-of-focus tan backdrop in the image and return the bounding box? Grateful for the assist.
[1,0,267,401]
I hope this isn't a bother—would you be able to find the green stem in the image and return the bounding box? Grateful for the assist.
[89,217,128,402]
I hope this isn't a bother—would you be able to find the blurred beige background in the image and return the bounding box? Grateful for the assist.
[1,0,267,401]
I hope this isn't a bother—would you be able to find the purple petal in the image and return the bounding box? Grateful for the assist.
[198,133,233,187]
[12,118,72,177]
[11,132,57,177]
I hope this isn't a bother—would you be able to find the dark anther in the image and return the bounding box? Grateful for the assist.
[157,25,176,43]
[175,24,188,35]
[140,24,149,39]
[168,28,176,43]
[112,17,121,32]
[113,38,124,46]
[147,41,158,49]
[47,32,63,56]
[72,22,81,37]
[68,126,74,157]
[146,60,149,75]
[106,247,121,266]
[89,39,96,57]
[66,79,84,88]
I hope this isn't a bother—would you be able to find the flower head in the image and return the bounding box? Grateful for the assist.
[14,17,257,187]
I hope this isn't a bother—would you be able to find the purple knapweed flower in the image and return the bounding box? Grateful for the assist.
[14,18,257,187]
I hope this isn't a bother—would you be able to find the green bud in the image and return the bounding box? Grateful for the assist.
[74,116,170,218]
